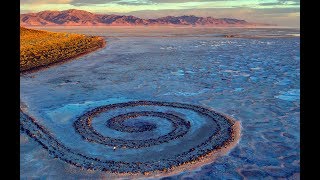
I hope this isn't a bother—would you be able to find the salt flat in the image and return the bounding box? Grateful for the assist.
[20,28,300,179]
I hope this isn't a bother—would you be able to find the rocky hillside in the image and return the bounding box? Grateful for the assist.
[20,9,266,26]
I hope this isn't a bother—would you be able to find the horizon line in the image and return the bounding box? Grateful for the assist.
[19,8,263,24]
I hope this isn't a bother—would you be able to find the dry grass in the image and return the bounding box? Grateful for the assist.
[20,27,105,72]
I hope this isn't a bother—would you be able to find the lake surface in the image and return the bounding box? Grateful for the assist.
[20,27,300,179]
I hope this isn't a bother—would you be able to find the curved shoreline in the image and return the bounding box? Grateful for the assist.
[20,30,241,178]
[20,39,106,75]
[20,27,107,74]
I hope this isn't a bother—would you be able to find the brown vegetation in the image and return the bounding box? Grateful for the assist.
[20,26,105,72]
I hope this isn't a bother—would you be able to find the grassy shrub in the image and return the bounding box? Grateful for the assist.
[20,27,106,72]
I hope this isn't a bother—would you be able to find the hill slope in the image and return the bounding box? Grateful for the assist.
[20,26,105,72]
[20,9,267,26]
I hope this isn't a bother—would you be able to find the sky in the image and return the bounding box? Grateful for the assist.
[20,0,300,27]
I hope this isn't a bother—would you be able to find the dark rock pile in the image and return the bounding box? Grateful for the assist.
[20,101,236,174]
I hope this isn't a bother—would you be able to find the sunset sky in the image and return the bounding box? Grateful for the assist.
[20,0,300,27]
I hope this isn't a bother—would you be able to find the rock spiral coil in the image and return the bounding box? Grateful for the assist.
[20,101,239,175]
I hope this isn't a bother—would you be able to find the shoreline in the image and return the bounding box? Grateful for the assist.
[22,25,299,29]
[20,28,242,178]
[20,27,107,74]
[20,39,106,75]
[25,26,300,40]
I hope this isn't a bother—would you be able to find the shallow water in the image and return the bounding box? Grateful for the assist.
[32,26,300,38]
[20,28,300,179]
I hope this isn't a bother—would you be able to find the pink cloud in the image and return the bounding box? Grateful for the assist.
[20,0,73,4]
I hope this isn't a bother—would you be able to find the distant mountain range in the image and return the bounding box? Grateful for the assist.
[20,9,271,27]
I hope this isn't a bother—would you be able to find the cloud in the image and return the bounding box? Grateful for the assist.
[259,0,300,6]
[20,0,73,4]
[114,0,154,6]
[279,0,300,3]
[140,0,226,3]
[259,2,281,6]
[20,0,300,27]
[70,0,227,6]
[21,0,300,6]
[70,0,145,6]
[126,7,299,27]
